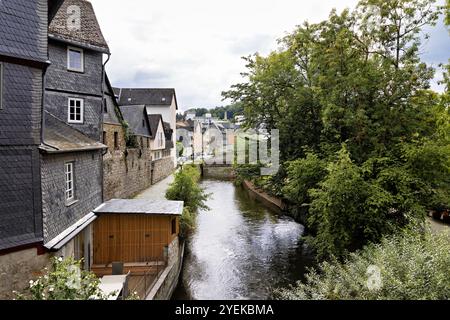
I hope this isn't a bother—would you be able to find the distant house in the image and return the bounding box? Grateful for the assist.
[115,88,178,168]
[119,106,174,184]
[102,75,155,200]
[103,74,125,153]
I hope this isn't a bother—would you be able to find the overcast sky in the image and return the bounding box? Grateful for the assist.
[90,0,449,112]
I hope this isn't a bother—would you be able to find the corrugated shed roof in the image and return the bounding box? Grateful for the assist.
[48,0,109,53]
[40,111,106,153]
[94,199,183,216]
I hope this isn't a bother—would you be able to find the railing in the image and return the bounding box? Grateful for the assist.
[127,257,168,299]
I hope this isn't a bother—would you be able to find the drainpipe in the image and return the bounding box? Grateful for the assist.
[39,60,50,245]
[100,53,111,202]
[40,61,51,147]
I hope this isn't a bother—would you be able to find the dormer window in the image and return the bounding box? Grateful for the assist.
[67,47,84,72]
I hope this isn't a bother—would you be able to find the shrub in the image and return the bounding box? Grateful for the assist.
[276,229,450,300]
[16,257,111,300]
[165,165,208,211]
[282,153,327,206]
[179,207,197,238]
[166,165,210,237]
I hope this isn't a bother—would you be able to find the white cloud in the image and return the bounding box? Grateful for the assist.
[90,0,448,111]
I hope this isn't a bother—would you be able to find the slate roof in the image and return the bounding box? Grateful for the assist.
[48,0,109,53]
[94,199,183,216]
[103,74,122,125]
[163,122,174,149]
[115,88,178,109]
[163,121,173,139]
[119,105,152,138]
[40,111,106,153]
[0,0,48,63]
[147,114,164,139]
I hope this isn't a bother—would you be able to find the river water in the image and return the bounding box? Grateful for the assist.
[173,179,315,300]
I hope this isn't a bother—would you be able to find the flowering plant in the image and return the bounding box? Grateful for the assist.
[16,257,112,300]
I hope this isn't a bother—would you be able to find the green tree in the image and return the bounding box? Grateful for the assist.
[224,0,448,259]
[307,145,430,259]
[282,153,327,207]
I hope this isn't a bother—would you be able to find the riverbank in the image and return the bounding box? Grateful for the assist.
[242,180,286,211]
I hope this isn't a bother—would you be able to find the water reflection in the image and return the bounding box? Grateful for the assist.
[173,180,315,300]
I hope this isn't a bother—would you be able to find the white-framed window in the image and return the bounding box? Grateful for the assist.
[68,98,84,123]
[0,62,3,110]
[65,162,75,202]
[154,151,161,160]
[67,46,84,72]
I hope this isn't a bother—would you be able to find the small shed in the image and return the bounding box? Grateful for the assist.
[92,199,183,268]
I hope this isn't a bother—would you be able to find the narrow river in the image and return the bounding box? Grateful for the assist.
[173,179,315,300]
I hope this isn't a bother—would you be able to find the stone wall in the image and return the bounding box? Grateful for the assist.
[103,123,174,200]
[152,157,175,184]
[0,247,51,299]
[202,165,235,180]
[242,180,286,212]
[103,147,153,200]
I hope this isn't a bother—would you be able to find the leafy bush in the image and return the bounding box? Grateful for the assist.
[179,207,197,238]
[176,141,184,157]
[166,165,210,237]
[166,165,208,211]
[282,153,326,206]
[276,229,450,300]
[16,257,111,300]
[402,139,450,210]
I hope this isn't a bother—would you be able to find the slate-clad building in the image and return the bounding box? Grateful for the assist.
[0,0,49,299]
[0,0,181,299]
[40,0,108,264]
[0,0,110,298]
